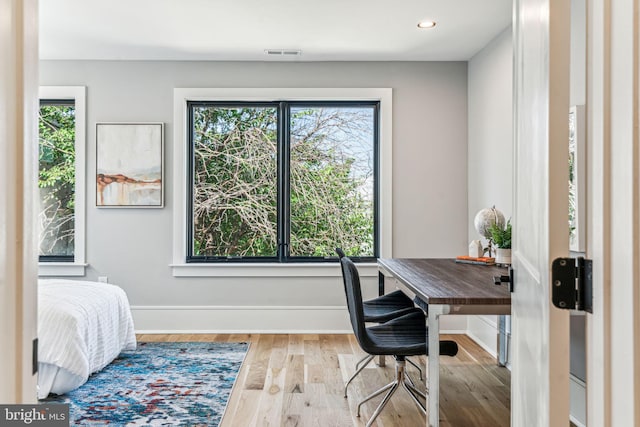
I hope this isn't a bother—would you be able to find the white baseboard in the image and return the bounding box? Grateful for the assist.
[466,331,496,358]
[131,305,467,334]
[570,374,586,427]
[132,305,350,334]
[466,315,499,358]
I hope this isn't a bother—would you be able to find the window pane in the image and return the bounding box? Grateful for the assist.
[192,106,278,257]
[38,103,75,258]
[289,106,375,257]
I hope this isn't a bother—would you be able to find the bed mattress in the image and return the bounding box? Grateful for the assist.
[37,279,136,399]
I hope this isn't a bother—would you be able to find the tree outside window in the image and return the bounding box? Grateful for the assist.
[189,101,377,261]
[38,101,75,259]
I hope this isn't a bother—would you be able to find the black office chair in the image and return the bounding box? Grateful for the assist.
[339,255,458,427]
[335,248,424,397]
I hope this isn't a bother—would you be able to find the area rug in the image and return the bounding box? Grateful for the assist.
[44,341,249,426]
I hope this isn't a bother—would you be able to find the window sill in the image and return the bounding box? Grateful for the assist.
[38,262,88,277]
[170,262,380,278]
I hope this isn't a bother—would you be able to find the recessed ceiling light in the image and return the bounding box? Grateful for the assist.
[417,21,436,29]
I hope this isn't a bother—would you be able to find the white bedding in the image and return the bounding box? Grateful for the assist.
[37,279,136,399]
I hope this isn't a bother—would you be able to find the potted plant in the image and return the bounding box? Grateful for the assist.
[489,219,512,265]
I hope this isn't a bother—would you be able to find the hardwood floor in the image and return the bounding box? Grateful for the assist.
[137,333,510,427]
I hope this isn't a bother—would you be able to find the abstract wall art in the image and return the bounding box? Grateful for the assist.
[96,123,164,208]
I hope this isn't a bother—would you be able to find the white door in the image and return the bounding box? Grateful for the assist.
[0,0,39,404]
[511,0,572,425]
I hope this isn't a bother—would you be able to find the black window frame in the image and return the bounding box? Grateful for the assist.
[186,100,380,263]
[38,98,76,263]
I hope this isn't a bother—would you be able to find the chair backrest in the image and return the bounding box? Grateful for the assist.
[335,247,348,294]
[339,255,374,352]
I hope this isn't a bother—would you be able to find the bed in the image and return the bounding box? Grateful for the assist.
[37,279,137,399]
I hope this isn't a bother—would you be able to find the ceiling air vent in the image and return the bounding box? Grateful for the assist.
[264,49,302,56]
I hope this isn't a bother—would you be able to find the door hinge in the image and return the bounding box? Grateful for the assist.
[551,257,593,313]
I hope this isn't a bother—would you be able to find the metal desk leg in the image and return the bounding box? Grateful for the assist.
[428,305,448,427]
[497,314,510,367]
[377,271,386,368]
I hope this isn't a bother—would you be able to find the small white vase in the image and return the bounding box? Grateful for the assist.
[468,240,483,258]
[495,248,511,265]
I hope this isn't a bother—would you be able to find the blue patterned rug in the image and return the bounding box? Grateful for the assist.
[43,342,249,426]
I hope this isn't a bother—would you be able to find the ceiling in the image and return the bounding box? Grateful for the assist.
[39,0,512,61]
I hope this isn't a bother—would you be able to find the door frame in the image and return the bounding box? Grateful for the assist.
[585,0,639,425]
[0,0,39,404]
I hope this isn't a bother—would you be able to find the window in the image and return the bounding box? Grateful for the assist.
[38,86,86,276]
[172,88,391,276]
[187,101,378,262]
[38,100,75,260]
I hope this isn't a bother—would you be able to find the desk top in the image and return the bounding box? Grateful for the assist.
[378,258,511,306]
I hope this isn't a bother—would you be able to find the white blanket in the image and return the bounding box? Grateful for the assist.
[37,279,136,398]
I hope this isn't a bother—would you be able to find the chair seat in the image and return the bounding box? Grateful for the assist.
[366,311,459,357]
[363,290,419,323]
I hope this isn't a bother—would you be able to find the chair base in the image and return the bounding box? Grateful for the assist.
[344,355,424,398]
[344,354,375,397]
[356,360,427,427]
[407,357,424,380]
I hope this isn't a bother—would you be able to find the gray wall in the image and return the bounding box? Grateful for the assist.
[40,61,469,330]
[466,26,513,356]
[468,27,513,243]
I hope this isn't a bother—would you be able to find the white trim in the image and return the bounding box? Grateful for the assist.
[133,305,346,311]
[38,86,87,277]
[132,305,352,333]
[136,330,354,334]
[172,88,393,275]
[37,262,88,277]
[170,262,379,277]
[130,305,467,334]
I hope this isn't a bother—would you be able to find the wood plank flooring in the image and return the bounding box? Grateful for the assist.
[137,333,510,427]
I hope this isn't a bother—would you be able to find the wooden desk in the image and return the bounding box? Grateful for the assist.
[378,258,511,427]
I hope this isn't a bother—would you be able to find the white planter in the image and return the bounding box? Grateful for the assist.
[496,248,512,265]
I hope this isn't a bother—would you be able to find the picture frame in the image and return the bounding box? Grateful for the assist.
[569,105,586,252]
[96,122,164,208]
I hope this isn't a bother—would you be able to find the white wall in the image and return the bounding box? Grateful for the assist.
[466,27,513,357]
[39,60,470,332]
[468,27,514,243]
[570,0,587,107]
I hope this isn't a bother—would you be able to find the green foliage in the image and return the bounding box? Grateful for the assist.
[489,219,511,249]
[192,105,374,258]
[39,105,76,195]
[289,145,373,257]
[192,106,278,257]
[38,104,76,256]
